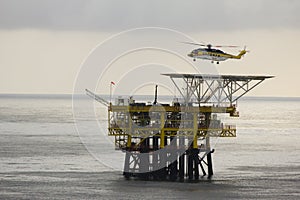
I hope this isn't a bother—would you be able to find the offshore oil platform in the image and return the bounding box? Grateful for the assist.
[87,73,273,181]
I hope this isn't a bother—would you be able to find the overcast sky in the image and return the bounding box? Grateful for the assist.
[0,0,299,30]
[0,0,299,96]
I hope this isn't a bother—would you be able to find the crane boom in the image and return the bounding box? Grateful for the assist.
[85,89,109,107]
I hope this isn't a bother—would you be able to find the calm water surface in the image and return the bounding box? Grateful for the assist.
[0,95,299,199]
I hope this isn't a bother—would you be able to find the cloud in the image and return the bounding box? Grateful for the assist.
[0,0,299,31]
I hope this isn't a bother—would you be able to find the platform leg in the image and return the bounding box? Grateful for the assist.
[193,149,200,180]
[178,137,185,181]
[179,155,185,181]
[152,136,159,180]
[207,152,213,178]
[139,138,150,180]
[187,149,193,180]
[123,151,131,178]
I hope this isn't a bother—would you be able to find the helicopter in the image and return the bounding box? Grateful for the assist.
[183,42,248,64]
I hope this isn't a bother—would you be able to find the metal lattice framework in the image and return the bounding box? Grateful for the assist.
[163,73,274,105]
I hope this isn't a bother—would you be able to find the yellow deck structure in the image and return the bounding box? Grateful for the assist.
[108,104,237,150]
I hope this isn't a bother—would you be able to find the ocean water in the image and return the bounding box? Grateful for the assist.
[0,94,299,199]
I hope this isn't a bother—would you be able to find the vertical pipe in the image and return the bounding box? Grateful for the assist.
[153,85,158,105]
[187,147,193,180]
[157,111,167,180]
[160,113,165,148]
[179,136,185,181]
[207,152,213,178]
[193,111,199,180]
[127,112,132,148]
[123,111,131,178]
[205,112,213,178]
[127,135,131,148]
[193,149,199,180]
[206,137,213,178]
[193,112,198,149]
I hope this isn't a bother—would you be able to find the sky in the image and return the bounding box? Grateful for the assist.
[0,0,299,97]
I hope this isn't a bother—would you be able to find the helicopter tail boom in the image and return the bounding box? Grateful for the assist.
[233,50,247,59]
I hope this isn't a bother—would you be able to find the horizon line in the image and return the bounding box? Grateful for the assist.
[0,93,300,99]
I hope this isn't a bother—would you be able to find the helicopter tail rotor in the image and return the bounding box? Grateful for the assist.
[241,46,250,52]
[239,46,250,56]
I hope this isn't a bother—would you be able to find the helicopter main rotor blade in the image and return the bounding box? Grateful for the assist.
[181,41,240,48]
[214,45,240,48]
[181,42,206,47]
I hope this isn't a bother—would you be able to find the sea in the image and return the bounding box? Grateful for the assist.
[0,94,299,199]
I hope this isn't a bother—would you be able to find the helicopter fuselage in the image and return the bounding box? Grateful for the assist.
[188,48,239,63]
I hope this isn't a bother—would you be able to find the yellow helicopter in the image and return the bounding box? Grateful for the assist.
[183,42,248,64]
